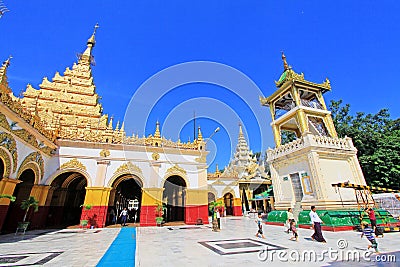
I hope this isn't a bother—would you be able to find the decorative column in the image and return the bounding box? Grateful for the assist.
[140,188,164,226]
[94,159,110,187]
[232,198,243,216]
[80,187,112,228]
[29,185,52,228]
[0,178,20,232]
[184,188,208,225]
[149,162,161,188]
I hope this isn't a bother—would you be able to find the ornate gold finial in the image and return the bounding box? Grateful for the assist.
[197,126,203,142]
[281,51,289,71]
[87,23,99,45]
[2,55,12,67]
[154,121,161,138]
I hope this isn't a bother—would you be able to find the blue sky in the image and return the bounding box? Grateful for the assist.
[1,1,399,170]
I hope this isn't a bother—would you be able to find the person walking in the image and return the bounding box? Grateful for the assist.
[255,212,266,239]
[289,220,298,241]
[285,208,294,233]
[120,208,128,226]
[361,221,380,253]
[365,207,383,237]
[216,208,221,230]
[109,208,116,225]
[309,206,326,243]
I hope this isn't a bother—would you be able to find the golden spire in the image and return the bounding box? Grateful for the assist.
[154,121,161,138]
[81,23,99,63]
[107,117,113,130]
[197,126,203,142]
[120,121,125,132]
[239,122,244,137]
[0,55,12,92]
[281,51,289,71]
[115,120,120,131]
[215,164,221,175]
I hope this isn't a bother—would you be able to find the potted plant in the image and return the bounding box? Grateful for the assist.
[0,194,16,202]
[155,203,166,226]
[17,196,39,234]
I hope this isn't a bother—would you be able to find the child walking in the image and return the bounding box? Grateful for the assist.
[255,213,266,239]
[289,220,298,241]
[361,221,379,253]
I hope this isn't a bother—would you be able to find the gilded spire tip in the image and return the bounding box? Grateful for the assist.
[281,51,289,71]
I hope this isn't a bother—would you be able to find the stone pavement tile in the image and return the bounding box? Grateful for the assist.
[135,217,399,266]
[0,228,120,266]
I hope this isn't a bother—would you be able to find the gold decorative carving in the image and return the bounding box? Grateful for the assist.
[152,152,160,161]
[60,158,87,171]
[166,164,187,176]
[212,179,226,185]
[100,149,110,157]
[0,113,11,131]
[115,162,143,175]
[0,147,12,177]
[12,129,39,148]
[0,90,57,142]
[0,132,17,172]
[17,152,44,181]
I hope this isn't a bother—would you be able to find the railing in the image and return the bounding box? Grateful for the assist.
[267,134,355,160]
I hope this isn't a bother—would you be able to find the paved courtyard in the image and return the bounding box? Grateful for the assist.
[0,216,398,266]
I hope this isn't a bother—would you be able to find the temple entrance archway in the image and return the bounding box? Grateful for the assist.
[3,169,35,231]
[224,192,234,216]
[110,175,143,225]
[163,175,186,222]
[47,172,87,227]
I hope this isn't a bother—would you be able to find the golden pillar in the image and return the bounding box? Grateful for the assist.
[272,124,281,147]
[0,178,20,205]
[297,109,309,135]
[81,187,112,228]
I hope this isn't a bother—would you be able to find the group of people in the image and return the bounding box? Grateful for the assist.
[254,205,380,253]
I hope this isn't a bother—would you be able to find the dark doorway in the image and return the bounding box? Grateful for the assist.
[224,193,233,216]
[290,173,303,202]
[0,158,4,179]
[111,176,142,225]
[47,172,87,227]
[208,192,216,216]
[163,176,186,222]
[3,169,35,231]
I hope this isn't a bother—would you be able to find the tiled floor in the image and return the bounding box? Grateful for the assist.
[0,217,399,266]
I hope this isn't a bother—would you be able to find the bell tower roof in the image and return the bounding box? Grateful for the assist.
[260,53,337,147]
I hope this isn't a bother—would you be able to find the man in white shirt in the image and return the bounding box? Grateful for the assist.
[309,206,326,242]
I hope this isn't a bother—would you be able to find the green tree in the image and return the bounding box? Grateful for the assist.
[20,196,39,222]
[329,100,400,189]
